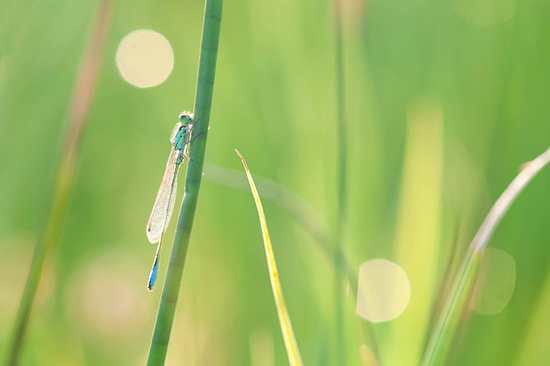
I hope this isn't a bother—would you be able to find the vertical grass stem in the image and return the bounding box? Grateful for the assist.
[333,0,348,362]
[146,0,223,364]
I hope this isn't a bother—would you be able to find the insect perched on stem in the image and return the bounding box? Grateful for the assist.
[146,111,199,291]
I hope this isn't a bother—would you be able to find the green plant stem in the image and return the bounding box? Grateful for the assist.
[422,147,550,366]
[5,3,111,365]
[146,0,223,364]
[333,0,347,363]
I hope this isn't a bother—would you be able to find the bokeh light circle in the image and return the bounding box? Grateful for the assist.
[65,252,151,340]
[116,29,174,88]
[470,248,516,314]
[356,259,411,322]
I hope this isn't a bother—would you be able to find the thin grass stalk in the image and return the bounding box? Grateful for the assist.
[236,150,303,366]
[333,0,348,362]
[422,147,550,366]
[146,0,223,364]
[5,3,111,365]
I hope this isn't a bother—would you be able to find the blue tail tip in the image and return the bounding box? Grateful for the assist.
[147,264,158,292]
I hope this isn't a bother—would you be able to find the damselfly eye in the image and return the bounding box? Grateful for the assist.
[179,112,193,123]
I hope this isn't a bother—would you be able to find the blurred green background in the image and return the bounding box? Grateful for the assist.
[1,0,550,364]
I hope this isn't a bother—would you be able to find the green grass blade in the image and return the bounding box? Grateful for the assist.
[5,2,112,365]
[422,147,550,366]
[146,0,223,364]
[205,163,358,291]
[333,0,348,362]
[235,149,303,366]
[387,99,443,365]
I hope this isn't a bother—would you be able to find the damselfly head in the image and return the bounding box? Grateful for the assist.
[179,111,194,124]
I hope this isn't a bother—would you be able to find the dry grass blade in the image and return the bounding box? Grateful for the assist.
[422,147,550,365]
[235,149,303,366]
[5,2,112,365]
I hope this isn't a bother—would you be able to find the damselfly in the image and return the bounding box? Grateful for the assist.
[146,111,197,291]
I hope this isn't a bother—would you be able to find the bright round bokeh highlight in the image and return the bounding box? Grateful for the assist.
[356,259,411,323]
[470,248,516,314]
[65,252,152,340]
[116,29,174,88]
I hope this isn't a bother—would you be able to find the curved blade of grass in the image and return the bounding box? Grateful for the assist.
[5,2,112,365]
[235,149,303,366]
[205,163,358,291]
[146,0,223,364]
[422,147,550,366]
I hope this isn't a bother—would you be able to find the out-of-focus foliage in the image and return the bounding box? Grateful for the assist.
[1,0,549,364]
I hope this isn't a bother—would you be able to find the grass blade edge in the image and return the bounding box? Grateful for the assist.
[235,149,303,366]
